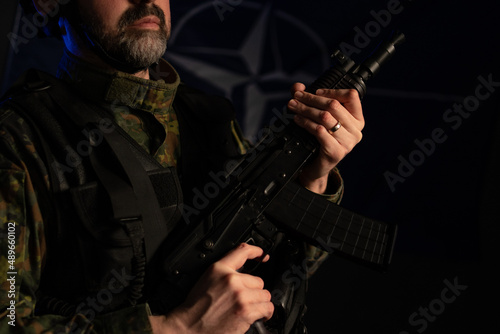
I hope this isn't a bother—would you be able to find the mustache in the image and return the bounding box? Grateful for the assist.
[118,4,167,30]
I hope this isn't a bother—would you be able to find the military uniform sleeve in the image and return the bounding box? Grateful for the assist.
[0,109,154,333]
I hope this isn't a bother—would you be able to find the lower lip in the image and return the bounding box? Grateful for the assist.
[130,22,160,29]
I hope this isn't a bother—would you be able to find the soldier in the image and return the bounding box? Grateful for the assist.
[0,0,364,333]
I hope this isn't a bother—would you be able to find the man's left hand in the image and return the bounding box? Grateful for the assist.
[287,82,365,194]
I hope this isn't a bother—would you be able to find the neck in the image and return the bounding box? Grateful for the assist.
[133,69,151,80]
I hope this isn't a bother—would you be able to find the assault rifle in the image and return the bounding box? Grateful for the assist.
[154,32,404,315]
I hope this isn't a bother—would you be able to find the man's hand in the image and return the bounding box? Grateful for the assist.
[151,243,273,333]
[287,82,365,194]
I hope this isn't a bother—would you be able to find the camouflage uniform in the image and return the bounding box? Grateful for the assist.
[0,50,343,333]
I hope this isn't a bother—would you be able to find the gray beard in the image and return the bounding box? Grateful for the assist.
[80,5,169,71]
[105,29,168,69]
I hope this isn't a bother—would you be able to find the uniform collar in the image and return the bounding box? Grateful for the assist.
[56,49,180,114]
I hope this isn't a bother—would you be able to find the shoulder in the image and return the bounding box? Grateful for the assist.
[0,70,59,177]
[1,69,63,122]
[0,69,68,136]
[0,70,46,151]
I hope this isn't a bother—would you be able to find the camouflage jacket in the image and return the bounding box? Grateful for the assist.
[0,50,344,333]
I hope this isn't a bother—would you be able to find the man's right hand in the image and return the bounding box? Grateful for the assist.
[151,243,274,333]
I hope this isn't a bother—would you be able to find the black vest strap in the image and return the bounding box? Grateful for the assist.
[54,71,178,262]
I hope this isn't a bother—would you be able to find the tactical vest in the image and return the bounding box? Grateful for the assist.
[2,69,243,315]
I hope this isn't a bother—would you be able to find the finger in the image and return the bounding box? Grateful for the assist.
[317,88,363,122]
[241,301,275,323]
[290,82,306,96]
[291,99,344,134]
[218,243,268,271]
[290,90,332,111]
[236,288,272,305]
[289,91,345,129]
[254,301,275,321]
[294,113,361,158]
[289,92,361,132]
[239,273,265,290]
[294,114,346,143]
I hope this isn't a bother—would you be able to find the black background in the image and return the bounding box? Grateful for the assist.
[1,0,499,333]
